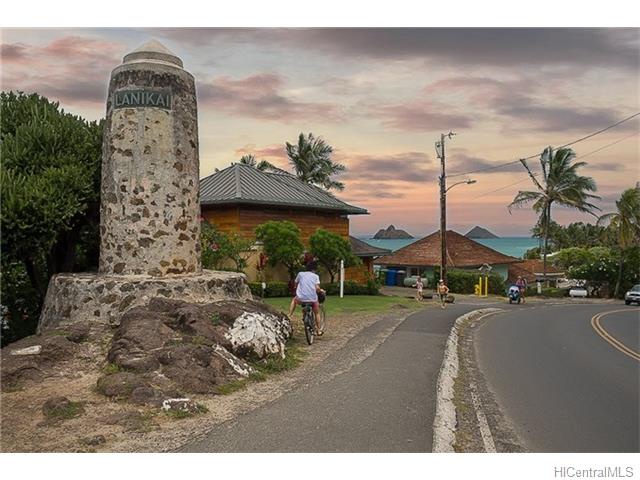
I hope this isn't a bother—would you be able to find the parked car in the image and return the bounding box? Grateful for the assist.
[625,284,640,305]
[569,286,588,298]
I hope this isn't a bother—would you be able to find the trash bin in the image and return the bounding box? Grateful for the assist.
[396,270,406,286]
[385,269,397,286]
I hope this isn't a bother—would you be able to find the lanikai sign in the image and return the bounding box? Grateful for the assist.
[113,89,172,110]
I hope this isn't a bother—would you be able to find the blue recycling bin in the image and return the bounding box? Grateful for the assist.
[385,269,397,286]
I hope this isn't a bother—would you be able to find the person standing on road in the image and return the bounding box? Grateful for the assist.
[516,275,528,303]
[415,277,424,302]
[288,260,325,335]
[437,279,449,309]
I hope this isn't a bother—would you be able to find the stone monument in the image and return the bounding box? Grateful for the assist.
[37,41,251,332]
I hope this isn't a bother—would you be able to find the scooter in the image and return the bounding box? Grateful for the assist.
[507,285,521,304]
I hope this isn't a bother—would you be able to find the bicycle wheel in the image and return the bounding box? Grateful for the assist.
[303,309,314,345]
[317,305,326,335]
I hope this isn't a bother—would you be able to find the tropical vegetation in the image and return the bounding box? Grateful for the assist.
[238,153,276,172]
[309,228,360,283]
[596,187,640,296]
[1,92,103,345]
[509,146,599,283]
[285,132,346,191]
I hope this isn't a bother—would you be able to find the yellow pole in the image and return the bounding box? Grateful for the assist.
[484,275,489,297]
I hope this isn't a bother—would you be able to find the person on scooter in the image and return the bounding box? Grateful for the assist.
[515,275,527,303]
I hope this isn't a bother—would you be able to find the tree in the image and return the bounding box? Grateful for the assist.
[309,229,360,282]
[597,187,640,296]
[285,132,346,191]
[255,221,304,281]
[200,221,254,272]
[238,154,276,172]
[1,92,103,343]
[509,146,599,285]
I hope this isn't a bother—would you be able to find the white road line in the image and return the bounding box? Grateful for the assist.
[432,308,503,452]
[469,380,497,453]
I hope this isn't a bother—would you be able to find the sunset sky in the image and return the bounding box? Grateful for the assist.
[2,28,638,237]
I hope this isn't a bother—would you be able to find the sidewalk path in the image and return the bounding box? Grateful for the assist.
[178,303,479,452]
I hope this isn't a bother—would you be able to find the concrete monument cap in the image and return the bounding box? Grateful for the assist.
[123,39,183,68]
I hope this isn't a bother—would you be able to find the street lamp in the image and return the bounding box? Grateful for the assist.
[445,179,476,193]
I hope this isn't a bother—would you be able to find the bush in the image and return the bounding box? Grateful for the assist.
[527,286,567,298]
[438,269,505,295]
[321,281,371,296]
[248,282,290,298]
[249,280,379,298]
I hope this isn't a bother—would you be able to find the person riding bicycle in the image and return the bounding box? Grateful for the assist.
[288,260,325,335]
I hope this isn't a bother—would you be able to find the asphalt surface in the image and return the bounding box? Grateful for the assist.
[178,302,482,452]
[475,303,640,452]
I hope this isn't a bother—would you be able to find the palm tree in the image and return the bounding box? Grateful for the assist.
[238,154,276,172]
[597,187,640,297]
[509,146,600,285]
[285,132,346,191]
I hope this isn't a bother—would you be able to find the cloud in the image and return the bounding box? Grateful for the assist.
[340,151,439,183]
[234,143,288,162]
[341,181,407,201]
[197,73,344,123]
[158,28,639,70]
[490,94,633,133]
[447,149,529,176]
[371,101,474,132]
[1,36,123,106]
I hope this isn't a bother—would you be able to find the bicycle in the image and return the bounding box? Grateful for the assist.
[301,302,317,345]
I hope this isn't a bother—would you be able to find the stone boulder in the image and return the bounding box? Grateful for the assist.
[227,310,292,359]
[99,298,292,401]
[1,335,78,389]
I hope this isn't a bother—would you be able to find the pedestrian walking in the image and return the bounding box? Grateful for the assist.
[437,279,449,309]
[415,277,424,302]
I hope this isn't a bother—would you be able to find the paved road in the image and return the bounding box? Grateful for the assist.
[179,302,484,452]
[475,303,640,452]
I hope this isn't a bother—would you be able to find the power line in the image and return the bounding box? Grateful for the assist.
[576,131,638,159]
[448,112,640,178]
[472,131,638,199]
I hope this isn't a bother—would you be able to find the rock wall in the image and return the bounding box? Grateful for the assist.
[37,271,251,333]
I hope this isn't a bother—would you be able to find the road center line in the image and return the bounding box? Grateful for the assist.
[590,309,640,362]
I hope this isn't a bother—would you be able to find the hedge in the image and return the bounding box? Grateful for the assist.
[434,269,505,295]
[248,280,379,298]
[248,282,290,298]
[526,286,568,298]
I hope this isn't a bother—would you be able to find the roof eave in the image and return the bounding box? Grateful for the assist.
[200,198,368,215]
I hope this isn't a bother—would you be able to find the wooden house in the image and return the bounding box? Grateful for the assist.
[199,164,374,283]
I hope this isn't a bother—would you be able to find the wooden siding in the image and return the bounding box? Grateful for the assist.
[345,258,373,284]
[202,204,349,244]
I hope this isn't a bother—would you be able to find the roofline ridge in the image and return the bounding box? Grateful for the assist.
[234,163,242,198]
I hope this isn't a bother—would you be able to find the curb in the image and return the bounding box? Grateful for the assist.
[431,308,503,452]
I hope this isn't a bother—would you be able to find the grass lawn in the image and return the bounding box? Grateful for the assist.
[264,295,422,317]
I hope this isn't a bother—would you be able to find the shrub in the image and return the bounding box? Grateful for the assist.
[248,282,290,298]
[321,281,378,296]
[527,286,567,298]
[440,269,506,295]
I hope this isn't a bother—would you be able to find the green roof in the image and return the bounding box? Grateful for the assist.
[200,164,368,215]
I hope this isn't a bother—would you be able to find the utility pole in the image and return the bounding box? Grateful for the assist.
[436,132,456,283]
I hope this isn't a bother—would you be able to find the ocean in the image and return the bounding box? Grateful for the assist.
[359,236,539,259]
